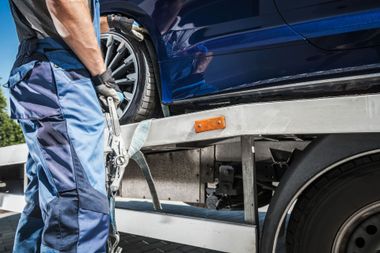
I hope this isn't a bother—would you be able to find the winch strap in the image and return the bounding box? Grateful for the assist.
[125,119,161,210]
[132,151,162,210]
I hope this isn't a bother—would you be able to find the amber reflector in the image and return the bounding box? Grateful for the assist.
[194,116,226,133]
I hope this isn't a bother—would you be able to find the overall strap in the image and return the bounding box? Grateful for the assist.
[92,0,101,43]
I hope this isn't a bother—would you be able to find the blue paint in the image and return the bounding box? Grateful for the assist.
[101,0,380,106]
[197,25,303,55]
[275,0,380,50]
[291,9,380,39]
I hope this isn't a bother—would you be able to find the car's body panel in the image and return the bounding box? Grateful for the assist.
[101,0,380,107]
[275,0,380,50]
[157,0,308,102]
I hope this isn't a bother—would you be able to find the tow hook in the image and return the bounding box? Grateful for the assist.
[131,26,144,42]
[131,21,147,42]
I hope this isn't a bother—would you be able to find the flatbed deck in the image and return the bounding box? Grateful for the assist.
[2,93,380,253]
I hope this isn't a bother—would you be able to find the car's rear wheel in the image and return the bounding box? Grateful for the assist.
[100,26,158,124]
[286,155,380,253]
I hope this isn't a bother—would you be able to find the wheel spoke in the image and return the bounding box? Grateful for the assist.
[108,43,127,70]
[116,107,124,118]
[112,65,126,78]
[123,92,133,101]
[126,73,137,82]
[123,55,134,67]
[104,35,115,66]
[115,78,134,86]
[112,56,136,78]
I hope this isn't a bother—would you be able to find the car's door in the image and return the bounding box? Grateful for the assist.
[275,0,380,50]
[156,0,309,102]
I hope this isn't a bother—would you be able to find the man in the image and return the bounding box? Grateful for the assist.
[7,0,122,252]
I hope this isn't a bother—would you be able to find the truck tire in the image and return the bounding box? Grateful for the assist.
[286,154,380,253]
[101,23,158,124]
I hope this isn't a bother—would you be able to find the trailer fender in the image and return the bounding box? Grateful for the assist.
[260,133,380,253]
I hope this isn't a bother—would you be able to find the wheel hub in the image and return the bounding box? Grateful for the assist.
[332,201,380,253]
[100,32,138,119]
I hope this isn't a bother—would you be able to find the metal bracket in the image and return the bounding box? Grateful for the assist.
[241,135,259,246]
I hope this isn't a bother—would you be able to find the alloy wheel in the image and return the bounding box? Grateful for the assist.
[100,32,138,118]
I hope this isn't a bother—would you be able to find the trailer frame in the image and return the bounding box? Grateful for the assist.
[2,93,380,252]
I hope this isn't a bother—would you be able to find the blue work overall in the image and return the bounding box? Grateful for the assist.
[7,1,110,252]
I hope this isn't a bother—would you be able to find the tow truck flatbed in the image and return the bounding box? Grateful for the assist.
[2,93,380,253]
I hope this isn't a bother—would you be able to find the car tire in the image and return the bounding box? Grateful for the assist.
[286,154,380,253]
[101,21,158,124]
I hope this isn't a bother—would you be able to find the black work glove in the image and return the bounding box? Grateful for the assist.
[107,14,147,37]
[108,14,134,33]
[92,69,124,111]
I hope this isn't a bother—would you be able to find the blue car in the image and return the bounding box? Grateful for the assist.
[100,0,380,123]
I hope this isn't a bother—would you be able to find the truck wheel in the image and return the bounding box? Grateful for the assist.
[286,155,380,253]
[101,26,158,124]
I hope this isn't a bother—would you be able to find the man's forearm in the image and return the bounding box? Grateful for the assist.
[100,16,110,33]
[46,0,106,76]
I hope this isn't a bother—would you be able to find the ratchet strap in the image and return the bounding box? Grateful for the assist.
[105,97,161,253]
[127,120,162,210]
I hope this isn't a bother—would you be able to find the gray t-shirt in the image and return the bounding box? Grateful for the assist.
[9,0,92,41]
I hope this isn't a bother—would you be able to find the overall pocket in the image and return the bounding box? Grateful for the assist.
[44,49,104,127]
[8,60,62,120]
[45,49,93,88]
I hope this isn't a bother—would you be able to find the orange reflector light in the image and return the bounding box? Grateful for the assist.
[194,116,226,133]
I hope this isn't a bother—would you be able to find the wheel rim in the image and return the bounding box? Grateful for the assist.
[332,201,380,253]
[100,32,138,119]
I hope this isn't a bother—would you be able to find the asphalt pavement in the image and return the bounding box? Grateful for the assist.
[0,212,218,253]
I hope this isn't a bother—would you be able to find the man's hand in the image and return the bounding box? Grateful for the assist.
[108,14,134,33]
[92,69,124,111]
[104,14,146,40]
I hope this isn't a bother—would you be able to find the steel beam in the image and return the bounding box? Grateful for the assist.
[120,93,380,149]
[0,144,28,166]
[241,136,258,225]
[0,193,25,212]
[3,94,380,167]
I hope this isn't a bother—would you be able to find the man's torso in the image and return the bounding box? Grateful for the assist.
[9,0,92,41]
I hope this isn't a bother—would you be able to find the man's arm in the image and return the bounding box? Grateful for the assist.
[46,0,122,108]
[46,0,106,77]
[100,16,109,33]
